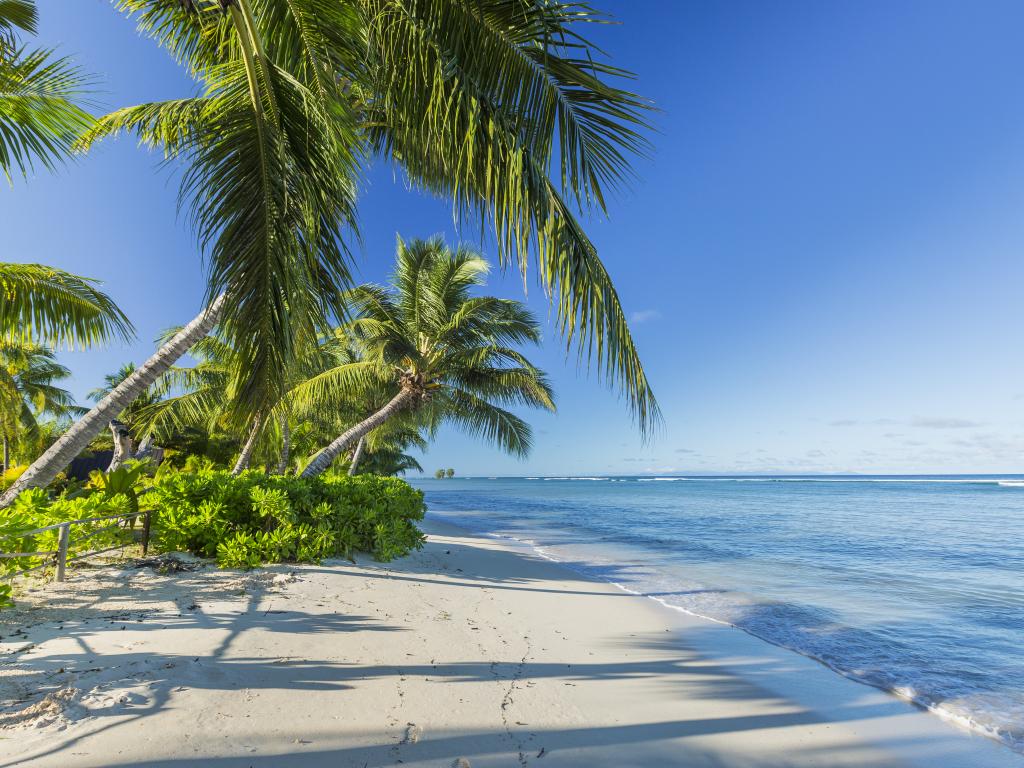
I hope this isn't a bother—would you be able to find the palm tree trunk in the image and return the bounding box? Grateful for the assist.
[0,294,227,508]
[301,388,415,479]
[2,433,8,473]
[276,415,290,475]
[347,436,366,477]
[231,413,263,475]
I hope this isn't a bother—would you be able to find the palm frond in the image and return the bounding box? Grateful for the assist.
[86,56,360,416]
[362,0,659,433]
[445,365,555,411]
[0,263,134,348]
[0,1,37,39]
[437,388,533,458]
[112,0,234,76]
[286,360,390,415]
[0,44,95,181]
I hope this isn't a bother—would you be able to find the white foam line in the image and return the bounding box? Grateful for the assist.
[729,478,1018,484]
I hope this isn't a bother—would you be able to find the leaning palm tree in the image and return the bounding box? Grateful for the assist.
[344,420,428,477]
[132,331,246,457]
[0,342,80,471]
[3,0,657,505]
[136,328,311,474]
[290,333,423,476]
[297,237,555,478]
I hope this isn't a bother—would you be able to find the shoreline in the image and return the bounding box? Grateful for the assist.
[469,518,1017,753]
[1,518,1019,767]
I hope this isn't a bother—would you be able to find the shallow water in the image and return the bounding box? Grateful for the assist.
[410,475,1024,754]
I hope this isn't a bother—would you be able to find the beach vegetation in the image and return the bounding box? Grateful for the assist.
[149,468,425,567]
[0,464,426,606]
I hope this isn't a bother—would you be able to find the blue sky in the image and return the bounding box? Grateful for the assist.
[7,0,1024,475]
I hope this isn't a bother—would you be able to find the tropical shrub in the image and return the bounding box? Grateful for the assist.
[0,466,426,607]
[146,469,426,568]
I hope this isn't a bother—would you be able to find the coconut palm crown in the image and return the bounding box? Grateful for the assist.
[297,237,555,477]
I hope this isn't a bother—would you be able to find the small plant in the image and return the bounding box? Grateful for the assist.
[87,460,152,517]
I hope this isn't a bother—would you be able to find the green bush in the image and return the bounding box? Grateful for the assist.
[147,469,426,567]
[0,467,427,606]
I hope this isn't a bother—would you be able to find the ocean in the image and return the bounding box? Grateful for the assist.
[409,475,1024,754]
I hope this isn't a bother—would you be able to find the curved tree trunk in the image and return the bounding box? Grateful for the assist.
[0,294,227,508]
[347,436,366,476]
[276,415,290,475]
[231,413,264,476]
[301,388,415,479]
[106,420,133,472]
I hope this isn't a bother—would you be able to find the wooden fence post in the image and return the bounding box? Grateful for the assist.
[141,511,152,556]
[55,523,70,582]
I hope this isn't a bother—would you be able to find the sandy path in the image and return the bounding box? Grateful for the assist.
[0,519,1018,767]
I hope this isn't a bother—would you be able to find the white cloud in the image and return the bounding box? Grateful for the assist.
[629,309,660,325]
[910,417,983,429]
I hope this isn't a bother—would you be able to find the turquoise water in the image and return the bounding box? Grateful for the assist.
[410,475,1024,753]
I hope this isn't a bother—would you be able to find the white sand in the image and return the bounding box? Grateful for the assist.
[0,518,1019,767]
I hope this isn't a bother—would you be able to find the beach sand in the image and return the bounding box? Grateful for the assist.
[0,518,1018,767]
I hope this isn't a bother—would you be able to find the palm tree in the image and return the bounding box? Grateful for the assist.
[289,334,426,477]
[132,330,248,462]
[296,237,555,478]
[4,0,658,505]
[351,430,425,476]
[0,342,80,471]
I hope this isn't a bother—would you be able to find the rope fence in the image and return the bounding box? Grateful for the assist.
[0,509,154,584]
